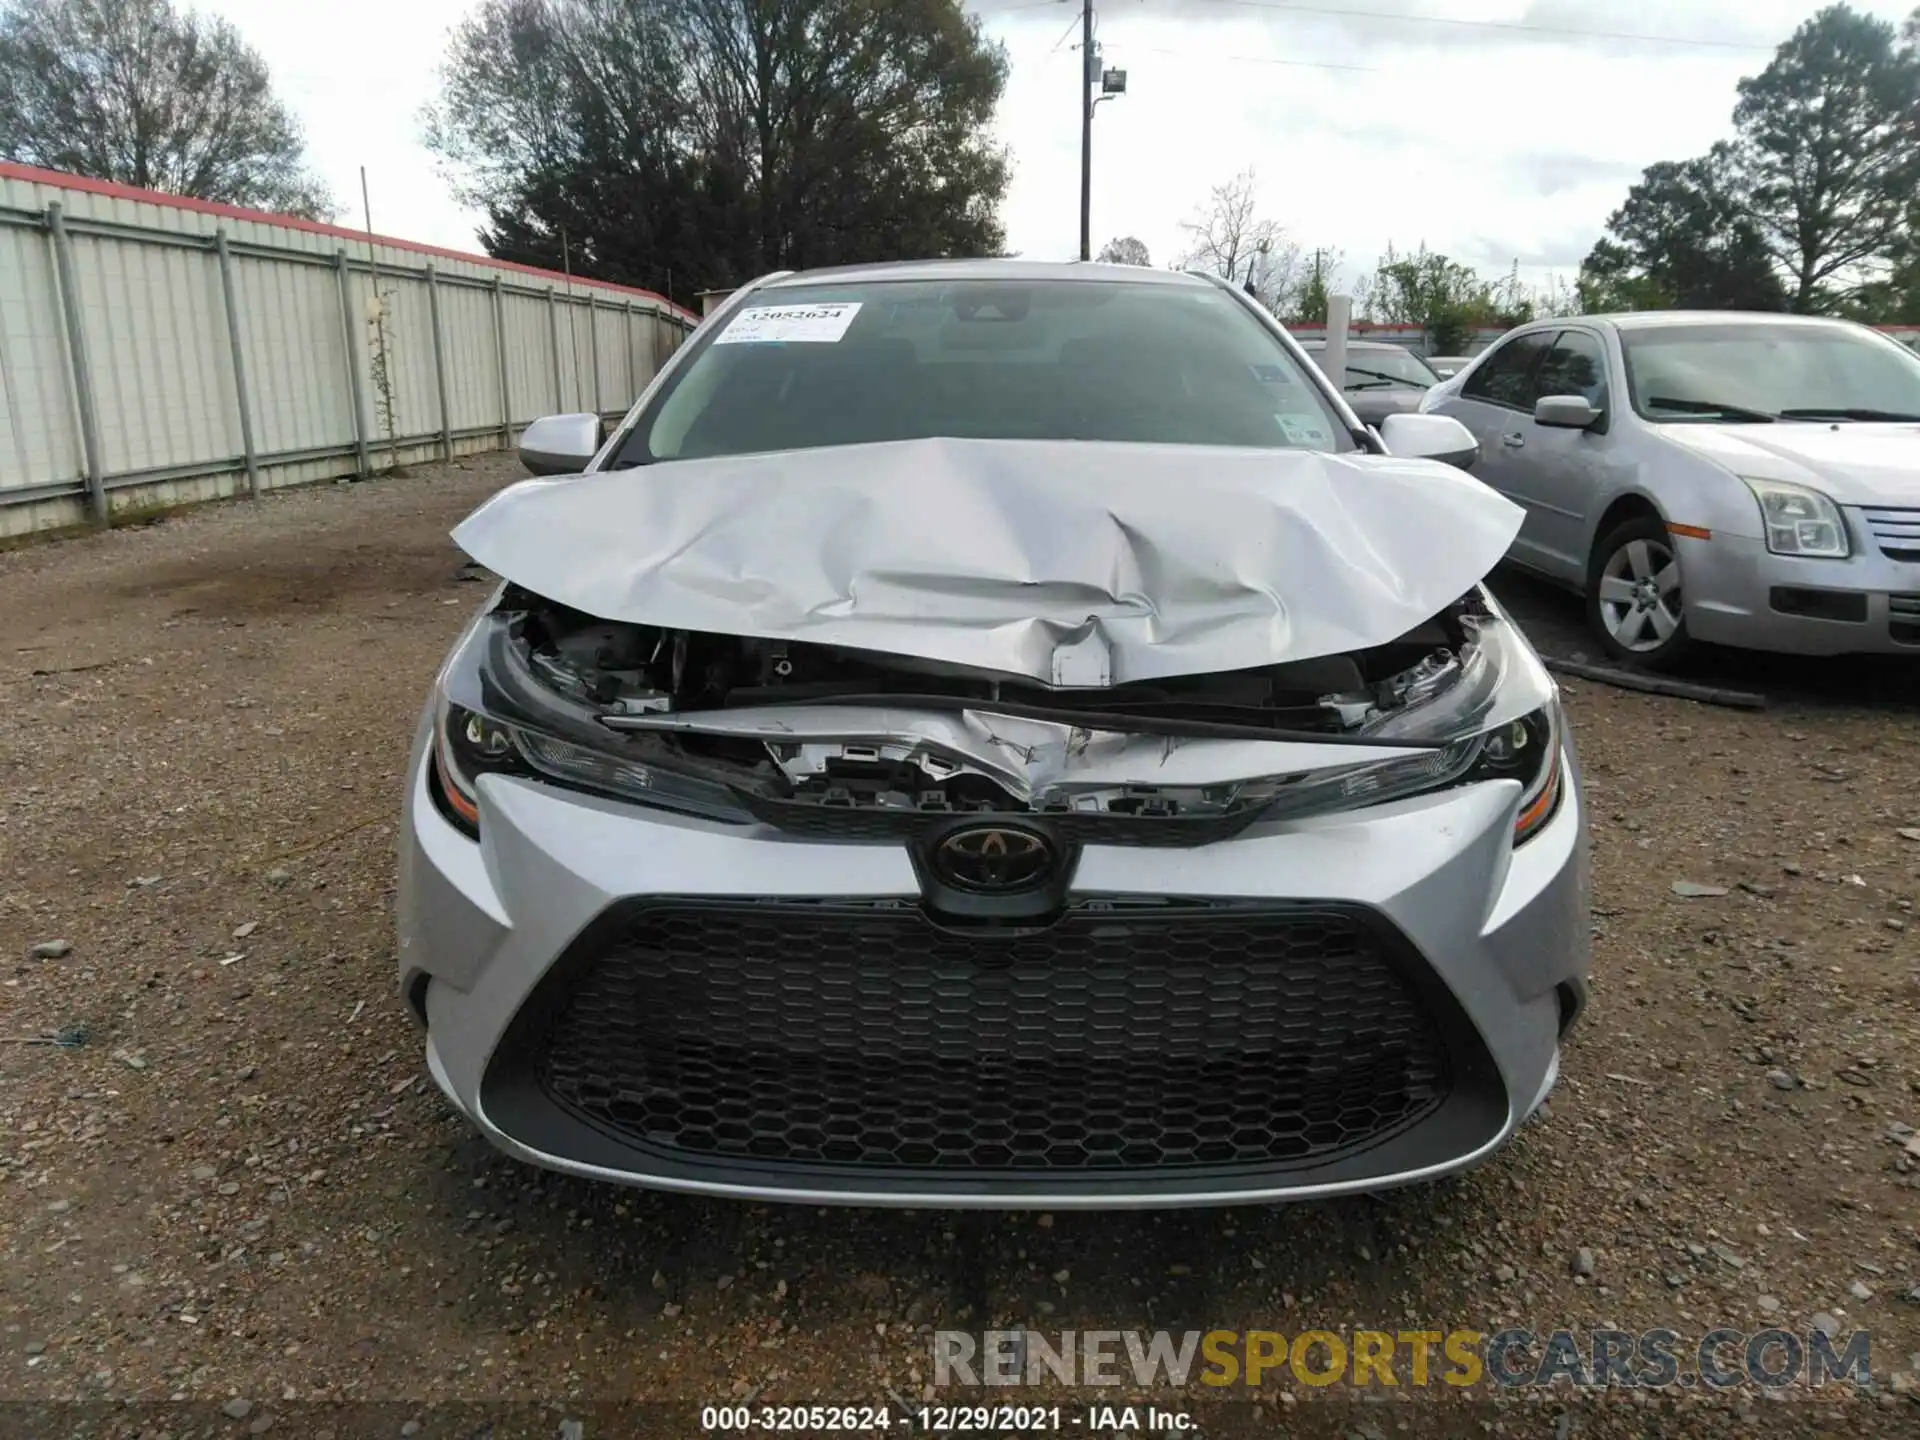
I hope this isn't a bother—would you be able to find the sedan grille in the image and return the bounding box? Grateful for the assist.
[506,898,1478,1177]
[1891,593,1920,646]
[1861,507,1920,562]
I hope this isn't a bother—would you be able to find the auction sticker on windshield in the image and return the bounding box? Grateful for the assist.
[1275,412,1333,445]
[716,302,862,345]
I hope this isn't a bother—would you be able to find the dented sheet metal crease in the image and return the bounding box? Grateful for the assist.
[452,435,1524,686]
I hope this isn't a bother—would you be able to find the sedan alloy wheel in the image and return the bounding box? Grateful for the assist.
[1589,516,1691,668]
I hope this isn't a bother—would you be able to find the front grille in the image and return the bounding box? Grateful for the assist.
[511,899,1467,1176]
[1891,593,1920,646]
[1861,507,1920,562]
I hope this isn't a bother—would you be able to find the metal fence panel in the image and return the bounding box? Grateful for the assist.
[0,161,696,536]
[0,220,81,493]
[75,233,237,477]
[500,289,557,424]
[238,253,356,459]
[440,281,502,434]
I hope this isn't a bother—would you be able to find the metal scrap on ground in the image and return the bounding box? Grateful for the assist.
[1540,655,1767,710]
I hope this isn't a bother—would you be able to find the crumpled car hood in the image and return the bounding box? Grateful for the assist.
[453,437,1523,684]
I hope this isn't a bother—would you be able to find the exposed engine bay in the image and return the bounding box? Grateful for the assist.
[511,582,1474,729]
[446,584,1546,839]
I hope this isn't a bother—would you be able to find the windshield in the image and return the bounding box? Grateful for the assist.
[1621,323,1920,422]
[1307,346,1439,390]
[615,277,1353,465]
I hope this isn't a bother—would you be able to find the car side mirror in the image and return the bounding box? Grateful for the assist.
[518,413,604,476]
[1377,412,1479,470]
[1534,394,1602,430]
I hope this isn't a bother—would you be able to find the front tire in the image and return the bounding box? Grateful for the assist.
[1587,516,1692,669]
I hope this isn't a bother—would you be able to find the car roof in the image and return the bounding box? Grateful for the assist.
[1296,339,1416,354]
[759,258,1215,290]
[1571,310,1868,334]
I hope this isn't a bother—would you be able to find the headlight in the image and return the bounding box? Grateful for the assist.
[1323,603,1566,844]
[1742,478,1849,558]
[1260,700,1562,844]
[1473,702,1563,843]
[427,618,750,837]
[429,694,526,835]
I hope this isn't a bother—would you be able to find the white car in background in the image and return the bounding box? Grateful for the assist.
[1421,312,1920,667]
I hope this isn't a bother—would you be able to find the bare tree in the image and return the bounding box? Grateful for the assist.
[0,0,334,218]
[1176,167,1299,311]
[1096,235,1150,266]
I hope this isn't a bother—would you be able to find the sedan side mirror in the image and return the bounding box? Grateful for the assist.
[1377,412,1479,470]
[518,413,604,476]
[1534,394,1602,430]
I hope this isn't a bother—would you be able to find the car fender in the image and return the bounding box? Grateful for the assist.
[1578,436,1761,563]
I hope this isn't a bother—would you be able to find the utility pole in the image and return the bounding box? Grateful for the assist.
[1078,0,1093,261]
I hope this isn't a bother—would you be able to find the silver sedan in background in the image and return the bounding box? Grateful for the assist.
[1421,312,1920,667]
[1297,339,1440,428]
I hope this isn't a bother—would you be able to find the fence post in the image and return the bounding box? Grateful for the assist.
[622,299,636,402]
[46,203,107,523]
[588,295,603,418]
[425,265,454,462]
[213,231,261,499]
[490,275,512,448]
[546,286,564,412]
[333,250,372,479]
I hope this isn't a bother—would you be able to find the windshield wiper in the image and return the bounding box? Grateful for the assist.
[1776,407,1920,422]
[1645,395,1778,423]
[1344,365,1425,389]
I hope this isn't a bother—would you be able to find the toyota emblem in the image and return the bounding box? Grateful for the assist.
[933,824,1056,892]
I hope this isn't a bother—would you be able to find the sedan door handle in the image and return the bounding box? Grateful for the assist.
[1500,432,1526,449]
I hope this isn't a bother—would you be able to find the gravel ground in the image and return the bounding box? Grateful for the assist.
[3,455,1918,1438]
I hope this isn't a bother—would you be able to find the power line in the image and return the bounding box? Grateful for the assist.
[1045,5,1083,52]
[1103,40,1377,73]
[1180,0,1775,52]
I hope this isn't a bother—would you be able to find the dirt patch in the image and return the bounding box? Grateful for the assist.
[105,531,471,622]
[0,455,1915,1435]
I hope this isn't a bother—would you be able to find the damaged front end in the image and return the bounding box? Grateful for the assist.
[428,584,1564,851]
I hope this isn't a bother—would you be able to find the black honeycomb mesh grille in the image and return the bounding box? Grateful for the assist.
[525,900,1455,1174]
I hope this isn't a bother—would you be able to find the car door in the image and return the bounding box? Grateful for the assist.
[1427,329,1553,565]
[1499,327,1619,582]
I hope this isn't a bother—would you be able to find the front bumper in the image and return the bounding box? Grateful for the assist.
[397,715,1590,1208]
[1681,524,1920,655]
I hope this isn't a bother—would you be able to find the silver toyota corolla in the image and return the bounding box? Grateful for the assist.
[1421,311,1920,667]
[398,259,1590,1209]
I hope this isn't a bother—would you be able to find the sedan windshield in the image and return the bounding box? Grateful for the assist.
[1620,323,1920,422]
[1305,346,1439,390]
[617,277,1352,465]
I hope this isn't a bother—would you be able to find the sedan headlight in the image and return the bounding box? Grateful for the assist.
[429,693,516,833]
[426,617,750,838]
[1743,478,1849,558]
[1475,701,1564,843]
[1258,699,1562,844]
[1262,606,1566,845]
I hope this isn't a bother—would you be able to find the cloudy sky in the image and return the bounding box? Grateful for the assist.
[209,0,1917,294]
